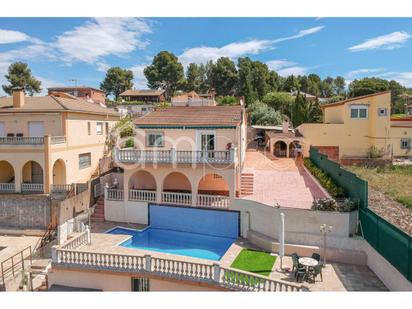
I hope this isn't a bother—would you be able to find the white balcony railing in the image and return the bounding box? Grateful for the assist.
[0,137,44,145]
[197,194,230,209]
[52,248,304,292]
[51,184,73,193]
[129,189,156,202]
[115,148,235,165]
[21,183,44,193]
[51,136,67,144]
[106,189,124,201]
[0,183,15,193]
[161,192,192,206]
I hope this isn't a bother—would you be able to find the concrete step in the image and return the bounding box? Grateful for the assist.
[91,217,105,222]
[92,213,104,218]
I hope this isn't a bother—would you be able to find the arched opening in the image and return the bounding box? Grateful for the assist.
[129,170,156,191]
[197,173,229,196]
[274,141,287,158]
[0,161,15,192]
[22,161,43,184]
[0,160,15,184]
[162,172,191,193]
[52,159,66,185]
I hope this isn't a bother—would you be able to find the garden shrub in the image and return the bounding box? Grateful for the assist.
[304,158,345,198]
[122,138,134,149]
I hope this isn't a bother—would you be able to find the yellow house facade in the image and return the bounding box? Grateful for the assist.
[297,91,412,160]
[0,89,120,194]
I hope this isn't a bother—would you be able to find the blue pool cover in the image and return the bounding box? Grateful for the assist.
[108,227,235,261]
[149,204,239,238]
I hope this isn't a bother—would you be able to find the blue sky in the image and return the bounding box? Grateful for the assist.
[1,17,412,95]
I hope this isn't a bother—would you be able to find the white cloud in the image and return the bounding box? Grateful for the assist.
[348,31,411,52]
[0,29,30,44]
[271,26,324,44]
[0,42,54,63]
[96,62,110,73]
[179,40,273,66]
[266,60,296,71]
[179,26,323,66]
[55,18,151,63]
[346,68,385,78]
[377,72,412,87]
[266,59,307,76]
[130,64,148,88]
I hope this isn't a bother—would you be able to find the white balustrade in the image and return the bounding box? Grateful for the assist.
[51,136,67,144]
[161,192,192,206]
[106,189,124,201]
[128,189,156,202]
[51,184,73,193]
[52,245,304,291]
[151,257,214,281]
[115,148,235,164]
[21,183,44,193]
[61,230,89,250]
[0,136,44,145]
[0,183,15,193]
[197,194,230,208]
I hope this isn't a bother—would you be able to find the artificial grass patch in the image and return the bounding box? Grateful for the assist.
[230,249,277,277]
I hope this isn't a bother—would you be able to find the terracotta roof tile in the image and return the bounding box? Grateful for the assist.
[321,91,391,108]
[134,106,243,126]
[120,89,165,96]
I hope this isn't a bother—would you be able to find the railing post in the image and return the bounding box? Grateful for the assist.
[104,183,109,200]
[170,147,176,163]
[230,146,236,163]
[144,255,152,272]
[212,264,221,283]
[51,246,57,263]
[86,227,91,245]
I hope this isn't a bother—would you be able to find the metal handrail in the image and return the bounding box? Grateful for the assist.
[1,246,32,286]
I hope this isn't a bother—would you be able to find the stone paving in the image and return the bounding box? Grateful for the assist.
[242,152,329,209]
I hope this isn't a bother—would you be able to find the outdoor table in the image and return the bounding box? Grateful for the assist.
[298,257,318,281]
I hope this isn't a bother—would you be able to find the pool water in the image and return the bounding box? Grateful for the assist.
[107,227,236,261]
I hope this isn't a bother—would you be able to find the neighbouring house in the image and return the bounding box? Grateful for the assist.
[0,88,120,195]
[297,91,412,162]
[48,86,106,105]
[407,104,412,116]
[290,90,328,103]
[119,89,166,103]
[171,90,216,107]
[110,103,155,118]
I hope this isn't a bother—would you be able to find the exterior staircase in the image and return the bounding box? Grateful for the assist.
[240,173,254,196]
[91,196,105,222]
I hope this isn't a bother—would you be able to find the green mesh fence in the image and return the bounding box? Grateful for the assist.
[309,146,412,283]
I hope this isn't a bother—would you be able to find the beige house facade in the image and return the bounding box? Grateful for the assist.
[0,89,120,194]
[297,91,412,160]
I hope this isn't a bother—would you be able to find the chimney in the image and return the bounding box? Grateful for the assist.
[12,87,25,108]
[282,119,289,133]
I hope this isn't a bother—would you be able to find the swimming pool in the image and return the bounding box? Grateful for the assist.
[107,227,236,261]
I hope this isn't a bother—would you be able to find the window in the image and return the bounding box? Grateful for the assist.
[146,132,164,147]
[350,105,368,119]
[79,153,91,169]
[105,122,109,135]
[96,122,103,135]
[377,108,387,116]
[401,138,411,149]
[131,278,150,291]
[87,122,91,136]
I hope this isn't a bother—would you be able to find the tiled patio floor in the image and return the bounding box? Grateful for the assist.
[242,151,329,209]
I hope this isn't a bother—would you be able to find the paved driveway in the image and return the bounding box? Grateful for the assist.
[242,151,329,209]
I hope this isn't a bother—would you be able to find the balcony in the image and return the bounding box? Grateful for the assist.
[106,188,231,209]
[114,147,236,165]
[0,136,66,146]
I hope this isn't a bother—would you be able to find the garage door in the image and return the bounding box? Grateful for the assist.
[149,204,239,238]
[28,121,44,137]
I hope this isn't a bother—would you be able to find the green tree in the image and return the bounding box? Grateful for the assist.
[333,76,346,95]
[2,62,41,96]
[262,91,294,117]
[348,77,389,97]
[247,100,283,126]
[321,77,334,97]
[100,67,134,101]
[217,96,238,106]
[144,51,185,98]
[209,57,238,96]
[291,91,308,127]
[281,75,300,92]
[185,63,202,92]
